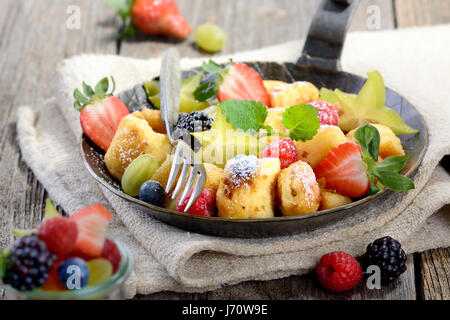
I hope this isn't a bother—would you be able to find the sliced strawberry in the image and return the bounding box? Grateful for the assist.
[218,63,271,107]
[309,100,339,126]
[69,204,112,259]
[128,0,191,39]
[314,142,369,198]
[80,96,129,152]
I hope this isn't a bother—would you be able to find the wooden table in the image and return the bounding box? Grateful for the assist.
[0,0,448,300]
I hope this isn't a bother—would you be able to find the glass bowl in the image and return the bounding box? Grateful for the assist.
[3,241,133,300]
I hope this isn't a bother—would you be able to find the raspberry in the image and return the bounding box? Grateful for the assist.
[310,101,339,126]
[176,189,215,217]
[101,239,122,273]
[38,217,78,258]
[316,251,362,292]
[261,138,299,169]
[363,236,407,284]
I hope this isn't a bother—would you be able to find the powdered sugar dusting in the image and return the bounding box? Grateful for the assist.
[225,155,260,188]
[292,161,319,207]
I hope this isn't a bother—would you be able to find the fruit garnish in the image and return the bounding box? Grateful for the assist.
[144,72,210,112]
[74,77,130,152]
[322,71,418,134]
[281,104,321,141]
[260,138,299,169]
[11,228,36,238]
[314,142,370,198]
[101,239,122,273]
[108,0,191,39]
[58,258,90,289]
[41,261,66,292]
[193,61,226,102]
[87,259,113,287]
[139,180,166,207]
[195,23,226,53]
[0,248,5,279]
[363,236,407,284]
[309,100,339,126]
[353,124,414,193]
[217,63,271,107]
[121,154,160,197]
[3,234,56,291]
[69,204,112,258]
[38,217,78,258]
[176,189,215,217]
[192,109,265,167]
[316,251,362,292]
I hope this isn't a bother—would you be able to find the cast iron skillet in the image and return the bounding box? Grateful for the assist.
[81,0,428,238]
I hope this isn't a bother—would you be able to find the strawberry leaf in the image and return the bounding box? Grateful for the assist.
[354,124,380,161]
[95,77,109,95]
[82,81,95,98]
[202,60,225,74]
[372,170,415,191]
[282,104,320,142]
[376,154,410,172]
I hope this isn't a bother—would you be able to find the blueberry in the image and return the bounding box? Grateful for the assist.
[139,180,165,207]
[58,258,90,290]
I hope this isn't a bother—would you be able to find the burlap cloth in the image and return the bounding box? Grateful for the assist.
[15,25,450,298]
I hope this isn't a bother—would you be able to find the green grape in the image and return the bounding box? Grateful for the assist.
[87,258,113,287]
[121,154,160,197]
[143,73,209,113]
[195,23,226,53]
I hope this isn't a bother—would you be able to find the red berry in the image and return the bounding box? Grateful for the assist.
[314,142,369,198]
[41,260,66,292]
[261,138,299,169]
[80,96,129,152]
[316,251,363,292]
[69,204,112,259]
[310,100,339,126]
[131,0,191,39]
[176,189,215,217]
[38,217,78,258]
[101,239,122,273]
[218,63,271,107]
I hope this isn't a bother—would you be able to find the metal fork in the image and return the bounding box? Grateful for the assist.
[160,48,207,212]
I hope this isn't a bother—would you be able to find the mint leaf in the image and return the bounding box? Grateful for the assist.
[376,154,410,172]
[193,80,218,102]
[354,124,380,161]
[372,170,415,191]
[202,60,225,74]
[281,104,320,141]
[219,100,268,132]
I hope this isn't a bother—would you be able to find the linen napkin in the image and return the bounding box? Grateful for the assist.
[16,25,450,298]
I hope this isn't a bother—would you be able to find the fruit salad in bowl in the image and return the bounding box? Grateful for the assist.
[78,59,426,236]
[0,200,133,300]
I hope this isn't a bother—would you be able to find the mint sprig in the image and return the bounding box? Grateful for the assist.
[73,76,116,111]
[354,124,414,193]
[193,59,231,102]
[218,100,319,141]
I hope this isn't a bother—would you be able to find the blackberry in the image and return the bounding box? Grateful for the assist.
[174,111,213,133]
[173,111,213,152]
[3,234,56,291]
[363,236,407,284]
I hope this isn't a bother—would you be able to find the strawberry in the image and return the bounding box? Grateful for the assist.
[314,142,370,198]
[309,100,339,126]
[176,189,215,217]
[74,77,129,152]
[108,0,191,39]
[38,217,78,258]
[69,204,112,259]
[261,138,299,169]
[218,63,271,107]
[101,238,122,273]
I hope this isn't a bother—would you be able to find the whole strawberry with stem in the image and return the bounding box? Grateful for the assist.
[108,0,192,39]
[74,77,129,152]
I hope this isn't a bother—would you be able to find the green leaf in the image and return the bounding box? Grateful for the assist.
[373,170,415,191]
[106,0,130,13]
[376,154,410,172]
[82,82,95,98]
[193,80,218,102]
[202,60,225,74]
[0,248,5,279]
[95,77,109,95]
[219,100,268,133]
[354,124,380,161]
[281,104,320,142]
[120,22,137,38]
[73,89,88,111]
[110,76,116,95]
[369,176,380,194]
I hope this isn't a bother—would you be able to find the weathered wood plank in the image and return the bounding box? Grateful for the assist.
[419,244,450,300]
[0,0,118,299]
[395,0,450,27]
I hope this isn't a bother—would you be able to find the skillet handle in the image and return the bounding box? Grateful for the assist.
[296,0,360,73]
